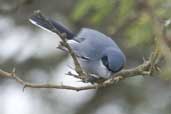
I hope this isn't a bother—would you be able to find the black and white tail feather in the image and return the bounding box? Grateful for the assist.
[29,11,88,60]
[29,12,74,39]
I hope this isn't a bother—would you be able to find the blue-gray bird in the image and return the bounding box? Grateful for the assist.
[29,14,126,81]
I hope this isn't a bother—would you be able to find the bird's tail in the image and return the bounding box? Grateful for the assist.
[29,11,74,39]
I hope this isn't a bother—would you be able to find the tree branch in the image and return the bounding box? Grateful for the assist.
[0,10,163,91]
[0,46,160,91]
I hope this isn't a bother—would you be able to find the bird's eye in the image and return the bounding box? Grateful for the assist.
[101,56,114,72]
[101,56,109,67]
[101,56,112,72]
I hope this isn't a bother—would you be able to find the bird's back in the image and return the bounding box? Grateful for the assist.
[70,28,121,60]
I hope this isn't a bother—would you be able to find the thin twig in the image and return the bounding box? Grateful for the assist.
[0,69,11,77]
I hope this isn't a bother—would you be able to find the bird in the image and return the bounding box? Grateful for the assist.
[29,13,126,82]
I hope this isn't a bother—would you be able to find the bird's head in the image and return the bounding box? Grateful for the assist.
[101,48,126,73]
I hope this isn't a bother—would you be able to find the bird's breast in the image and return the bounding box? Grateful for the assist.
[78,58,112,79]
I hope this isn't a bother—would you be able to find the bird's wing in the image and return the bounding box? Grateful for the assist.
[68,28,120,60]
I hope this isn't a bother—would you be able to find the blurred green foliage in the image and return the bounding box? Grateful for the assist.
[72,0,115,24]
[126,13,153,47]
[71,0,171,47]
